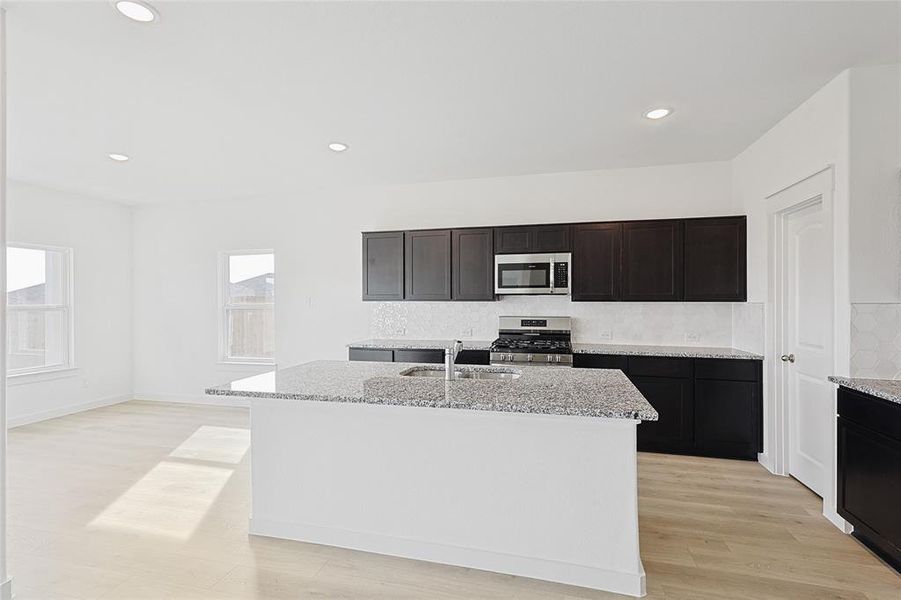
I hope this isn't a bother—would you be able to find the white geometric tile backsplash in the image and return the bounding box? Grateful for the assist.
[370,297,736,347]
[850,303,901,378]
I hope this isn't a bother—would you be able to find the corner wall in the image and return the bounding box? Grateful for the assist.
[6,182,133,426]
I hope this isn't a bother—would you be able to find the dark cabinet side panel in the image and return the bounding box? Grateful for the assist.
[684,217,747,301]
[456,350,490,365]
[632,375,695,454]
[405,230,452,301]
[622,220,684,301]
[838,417,901,570]
[452,228,495,301]
[362,232,404,301]
[572,223,622,301]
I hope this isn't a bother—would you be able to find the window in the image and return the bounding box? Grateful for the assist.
[7,245,73,375]
[220,251,275,363]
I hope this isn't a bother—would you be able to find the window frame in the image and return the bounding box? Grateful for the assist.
[6,242,75,378]
[218,249,276,365]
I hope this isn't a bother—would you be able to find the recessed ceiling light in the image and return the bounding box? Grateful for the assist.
[644,108,672,120]
[328,142,349,153]
[114,0,158,23]
[108,153,130,162]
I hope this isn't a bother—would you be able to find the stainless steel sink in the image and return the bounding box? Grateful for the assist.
[400,366,521,380]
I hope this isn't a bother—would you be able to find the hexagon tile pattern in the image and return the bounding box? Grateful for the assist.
[851,303,901,378]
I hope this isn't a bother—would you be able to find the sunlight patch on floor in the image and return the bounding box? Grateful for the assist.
[88,425,250,539]
[169,425,251,464]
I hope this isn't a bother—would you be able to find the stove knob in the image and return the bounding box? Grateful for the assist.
[555,355,562,363]
[547,355,554,363]
[526,354,533,362]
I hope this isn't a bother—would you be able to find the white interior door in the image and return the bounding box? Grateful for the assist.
[780,195,833,497]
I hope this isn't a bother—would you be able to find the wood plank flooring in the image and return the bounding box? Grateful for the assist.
[8,401,899,599]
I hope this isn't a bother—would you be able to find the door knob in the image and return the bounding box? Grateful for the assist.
[781,354,795,363]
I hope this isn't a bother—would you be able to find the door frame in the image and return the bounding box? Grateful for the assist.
[765,165,851,532]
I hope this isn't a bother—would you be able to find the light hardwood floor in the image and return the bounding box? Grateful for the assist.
[8,401,900,599]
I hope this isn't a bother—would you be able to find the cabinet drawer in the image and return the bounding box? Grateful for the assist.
[838,387,901,441]
[456,350,490,365]
[573,354,629,370]
[694,358,759,382]
[394,349,445,364]
[348,348,394,362]
[628,356,692,378]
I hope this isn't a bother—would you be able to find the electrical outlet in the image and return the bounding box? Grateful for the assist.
[685,332,700,343]
[598,330,612,341]
[461,327,473,337]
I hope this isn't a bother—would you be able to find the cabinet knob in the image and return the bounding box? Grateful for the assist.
[781,354,795,363]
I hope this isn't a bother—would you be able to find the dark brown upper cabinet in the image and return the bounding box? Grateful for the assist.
[452,228,494,301]
[494,225,571,254]
[571,223,621,301]
[621,220,684,301]
[362,231,404,301]
[683,217,747,302]
[404,230,452,301]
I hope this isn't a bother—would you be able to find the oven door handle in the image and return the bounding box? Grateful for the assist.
[549,259,555,294]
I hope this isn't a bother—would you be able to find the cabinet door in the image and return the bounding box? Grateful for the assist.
[494,227,533,254]
[695,379,760,459]
[631,375,694,453]
[452,228,495,301]
[533,225,571,252]
[362,232,404,300]
[622,220,684,301]
[571,223,622,301]
[456,350,490,365]
[838,418,901,569]
[684,217,747,301]
[405,230,452,300]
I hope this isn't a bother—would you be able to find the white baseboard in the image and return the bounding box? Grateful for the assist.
[250,517,647,597]
[8,394,132,428]
[134,392,250,408]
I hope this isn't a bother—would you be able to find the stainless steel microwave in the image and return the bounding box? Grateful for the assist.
[494,253,571,295]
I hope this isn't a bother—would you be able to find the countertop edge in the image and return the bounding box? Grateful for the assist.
[828,376,901,405]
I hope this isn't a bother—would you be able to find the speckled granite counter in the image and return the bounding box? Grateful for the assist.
[828,376,901,405]
[207,359,658,420]
[572,343,764,360]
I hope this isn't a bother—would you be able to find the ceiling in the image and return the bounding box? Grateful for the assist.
[6,1,899,205]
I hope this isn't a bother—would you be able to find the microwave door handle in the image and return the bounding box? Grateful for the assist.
[549,260,555,293]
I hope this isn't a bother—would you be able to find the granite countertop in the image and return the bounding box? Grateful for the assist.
[206,360,658,421]
[347,339,763,360]
[348,339,495,351]
[828,376,901,405]
[571,343,764,361]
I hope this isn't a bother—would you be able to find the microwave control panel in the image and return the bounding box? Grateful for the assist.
[553,261,569,288]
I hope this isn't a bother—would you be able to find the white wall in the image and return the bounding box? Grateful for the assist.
[132,161,735,401]
[7,182,133,426]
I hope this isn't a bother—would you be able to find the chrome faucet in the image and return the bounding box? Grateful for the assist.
[445,340,464,380]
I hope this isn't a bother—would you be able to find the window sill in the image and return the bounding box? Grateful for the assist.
[7,367,80,386]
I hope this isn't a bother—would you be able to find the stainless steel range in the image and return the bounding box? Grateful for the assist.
[489,316,573,366]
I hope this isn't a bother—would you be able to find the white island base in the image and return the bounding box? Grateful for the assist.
[249,398,646,597]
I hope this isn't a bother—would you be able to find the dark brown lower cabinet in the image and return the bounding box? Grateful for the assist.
[631,375,695,454]
[573,354,763,460]
[695,379,760,460]
[837,387,901,572]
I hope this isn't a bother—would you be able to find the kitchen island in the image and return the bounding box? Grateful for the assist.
[207,360,658,596]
